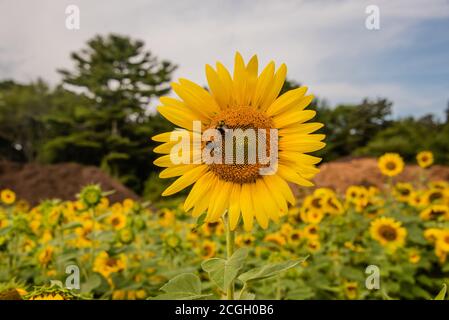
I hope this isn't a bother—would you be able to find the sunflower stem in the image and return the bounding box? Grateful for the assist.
[225,215,235,300]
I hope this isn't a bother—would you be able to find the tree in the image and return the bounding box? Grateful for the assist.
[0,79,53,162]
[42,34,177,192]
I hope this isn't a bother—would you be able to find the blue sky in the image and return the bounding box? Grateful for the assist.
[0,0,448,118]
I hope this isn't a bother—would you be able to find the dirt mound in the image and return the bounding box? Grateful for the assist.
[313,157,449,193]
[0,161,139,205]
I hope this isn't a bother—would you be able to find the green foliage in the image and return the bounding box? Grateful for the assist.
[0,34,177,194]
[355,116,445,162]
[153,273,210,300]
[201,248,248,291]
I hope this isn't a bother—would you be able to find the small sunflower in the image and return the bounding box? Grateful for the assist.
[108,211,127,230]
[235,234,256,247]
[408,192,425,208]
[436,230,449,253]
[345,186,361,203]
[424,228,442,243]
[93,251,127,279]
[199,240,216,259]
[419,205,449,221]
[423,188,447,204]
[153,53,325,231]
[306,239,321,253]
[343,281,358,300]
[264,232,287,246]
[1,189,16,205]
[408,250,421,264]
[323,195,344,215]
[370,217,407,250]
[303,224,319,239]
[288,229,303,244]
[378,153,404,177]
[37,246,54,266]
[416,151,433,168]
[393,182,414,202]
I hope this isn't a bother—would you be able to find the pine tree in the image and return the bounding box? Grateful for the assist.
[42,34,176,192]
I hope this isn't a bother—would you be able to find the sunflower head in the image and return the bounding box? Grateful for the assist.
[153,53,325,231]
[0,189,16,205]
[78,184,102,208]
[343,281,358,300]
[378,153,404,177]
[393,182,414,202]
[419,205,449,221]
[416,151,434,168]
[370,217,407,251]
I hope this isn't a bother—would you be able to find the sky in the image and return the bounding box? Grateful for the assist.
[0,0,448,118]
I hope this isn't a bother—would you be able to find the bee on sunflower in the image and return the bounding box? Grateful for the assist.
[378,153,404,177]
[370,217,407,251]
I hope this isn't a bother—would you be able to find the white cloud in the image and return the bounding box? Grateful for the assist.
[0,0,448,117]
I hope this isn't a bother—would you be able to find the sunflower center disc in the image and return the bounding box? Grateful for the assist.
[378,225,397,241]
[206,106,274,183]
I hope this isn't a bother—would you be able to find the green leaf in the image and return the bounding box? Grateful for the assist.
[201,248,248,291]
[239,292,256,300]
[61,221,82,230]
[434,284,447,300]
[151,292,211,300]
[238,258,306,283]
[192,213,207,231]
[81,274,102,293]
[153,273,209,300]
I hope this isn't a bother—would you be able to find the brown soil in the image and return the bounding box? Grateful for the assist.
[313,157,449,193]
[0,161,139,205]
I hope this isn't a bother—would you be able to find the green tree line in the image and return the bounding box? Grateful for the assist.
[1,34,448,198]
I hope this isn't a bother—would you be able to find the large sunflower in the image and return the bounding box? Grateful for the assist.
[370,217,407,250]
[153,53,325,231]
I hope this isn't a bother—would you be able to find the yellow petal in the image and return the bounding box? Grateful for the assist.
[260,63,287,111]
[272,109,316,128]
[240,183,254,231]
[279,123,324,136]
[256,179,280,223]
[244,55,258,105]
[279,139,326,153]
[265,87,308,116]
[277,164,314,187]
[173,79,219,118]
[162,165,208,196]
[228,183,242,230]
[152,132,173,142]
[262,176,288,213]
[233,52,247,106]
[154,155,175,167]
[159,164,198,178]
[206,64,230,109]
[216,62,233,106]
[251,62,275,108]
[157,105,200,131]
[208,180,232,221]
[251,183,269,229]
[184,171,215,212]
[264,174,295,205]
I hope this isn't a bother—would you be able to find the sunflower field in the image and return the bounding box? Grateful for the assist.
[1,151,449,300]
